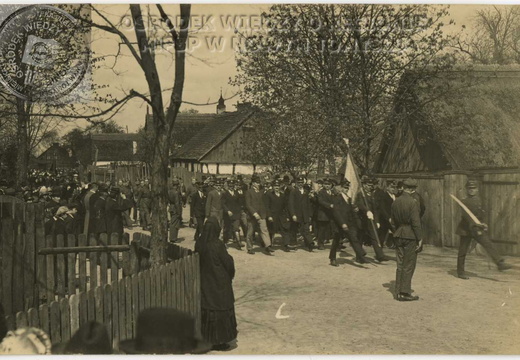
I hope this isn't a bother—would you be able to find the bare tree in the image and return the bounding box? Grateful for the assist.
[455,6,520,64]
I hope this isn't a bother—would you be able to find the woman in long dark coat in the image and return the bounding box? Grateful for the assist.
[195,216,237,351]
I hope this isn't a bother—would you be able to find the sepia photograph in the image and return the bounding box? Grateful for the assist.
[0,2,518,355]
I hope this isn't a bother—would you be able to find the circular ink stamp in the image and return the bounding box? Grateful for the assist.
[0,5,89,102]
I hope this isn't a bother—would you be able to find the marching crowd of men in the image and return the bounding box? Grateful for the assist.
[175,173,406,264]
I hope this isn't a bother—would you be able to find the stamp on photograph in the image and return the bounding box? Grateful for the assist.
[0,5,89,103]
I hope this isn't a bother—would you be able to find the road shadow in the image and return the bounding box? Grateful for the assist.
[382,280,396,299]
[336,257,369,269]
[447,269,503,282]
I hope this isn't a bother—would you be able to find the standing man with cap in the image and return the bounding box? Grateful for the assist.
[245,175,274,255]
[137,179,152,231]
[391,178,423,301]
[456,179,511,279]
[168,179,183,243]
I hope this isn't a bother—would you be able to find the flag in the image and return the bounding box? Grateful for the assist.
[343,139,359,199]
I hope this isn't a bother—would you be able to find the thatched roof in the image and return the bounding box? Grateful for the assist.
[376,66,520,173]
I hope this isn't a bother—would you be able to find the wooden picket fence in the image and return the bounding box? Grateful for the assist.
[4,251,200,348]
[0,213,132,314]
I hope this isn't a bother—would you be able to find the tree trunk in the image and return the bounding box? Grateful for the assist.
[16,99,29,185]
[149,131,170,264]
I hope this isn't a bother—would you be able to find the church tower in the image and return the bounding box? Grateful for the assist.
[216,89,226,114]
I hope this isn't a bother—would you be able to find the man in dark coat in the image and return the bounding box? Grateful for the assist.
[92,184,109,236]
[168,180,183,242]
[63,204,81,236]
[355,176,388,262]
[105,187,132,235]
[375,180,397,249]
[286,176,315,252]
[265,179,292,251]
[82,183,99,236]
[455,179,511,279]
[391,178,423,301]
[221,180,243,249]
[191,181,206,241]
[245,175,273,255]
[205,179,223,226]
[329,179,366,266]
[316,178,335,250]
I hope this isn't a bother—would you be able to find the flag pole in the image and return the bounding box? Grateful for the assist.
[343,139,381,246]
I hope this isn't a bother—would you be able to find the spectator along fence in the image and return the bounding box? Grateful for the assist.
[376,168,520,256]
[0,199,200,347]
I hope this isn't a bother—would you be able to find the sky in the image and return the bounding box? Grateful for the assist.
[64,4,495,133]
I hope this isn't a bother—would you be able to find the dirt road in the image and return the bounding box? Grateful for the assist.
[136,215,520,355]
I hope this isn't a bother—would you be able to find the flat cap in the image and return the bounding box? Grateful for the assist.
[465,179,478,188]
[403,178,418,188]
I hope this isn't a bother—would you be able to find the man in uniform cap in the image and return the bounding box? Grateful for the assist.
[455,179,511,279]
[391,177,424,301]
[405,178,425,218]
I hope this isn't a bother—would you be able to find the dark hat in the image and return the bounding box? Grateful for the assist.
[53,321,112,354]
[110,187,120,194]
[297,176,305,183]
[465,179,478,189]
[118,308,211,354]
[386,180,396,186]
[227,179,235,185]
[316,179,324,185]
[340,178,351,187]
[403,178,418,188]
[195,181,204,186]
[98,183,109,192]
[172,179,180,186]
[251,175,261,183]
[370,176,379,185]
[328,178,337,186]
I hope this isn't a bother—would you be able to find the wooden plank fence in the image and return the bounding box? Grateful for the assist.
[4,252,200,349]
[376,168,520,255]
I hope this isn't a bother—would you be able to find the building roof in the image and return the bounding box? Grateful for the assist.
[146,113,218,147]
[375,66,520,173]
[172,110,256,161]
